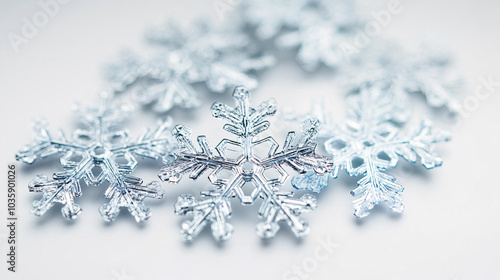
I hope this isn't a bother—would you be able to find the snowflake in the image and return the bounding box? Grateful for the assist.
[16,100,176,222]
[240,0,361,71]
[240,0,311,40]
[292,83,450,218]
[106,21,275,113]
[158,86,333,241]
[347,44,463,111]
[275,0,362,71]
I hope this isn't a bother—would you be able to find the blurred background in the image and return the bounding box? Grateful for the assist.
[1,0,500,279]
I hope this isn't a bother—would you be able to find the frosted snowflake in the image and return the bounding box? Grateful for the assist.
[16,100,177,222]
[275,0,362,71]
[240,0,361,71]
[159,86,333,241]
[106,21,275,113]
[240,0,311,40]
[347,44,463,111]
[292,83,450,218]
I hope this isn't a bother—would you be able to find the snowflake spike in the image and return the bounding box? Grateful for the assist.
[160,86,333,241]
[17,100,176,222]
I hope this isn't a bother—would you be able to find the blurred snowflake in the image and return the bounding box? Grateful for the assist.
[159,86,333,241]
[241,0,362,71]
[106,21,275,113]
[16,100,176,222]
[347,44,463,111]
[241,0,310,40]
[292,83,450,218]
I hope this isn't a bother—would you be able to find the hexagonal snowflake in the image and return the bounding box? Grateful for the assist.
[16,101,176,222]
[292,83,450,218]
[159,86,333,241]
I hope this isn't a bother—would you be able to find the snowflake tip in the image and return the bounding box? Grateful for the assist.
[301,118,320,136]
[233,85,251,100]
[291,171,329,193]
[256,222,280,239]
[211,221,234,241]
[61,204,82,220]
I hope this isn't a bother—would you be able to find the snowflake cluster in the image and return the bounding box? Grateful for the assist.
[292,83,450,217]
[16,101,177,222]
[107,21,275,113]
[159,86,333,241]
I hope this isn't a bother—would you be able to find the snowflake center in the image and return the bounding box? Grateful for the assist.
[241,160,256,181]
[90,145,110,160]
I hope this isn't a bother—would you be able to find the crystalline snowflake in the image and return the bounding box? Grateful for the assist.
[159,86,333,241]
[347,44,463,111]
[106,21,275,113]
[16,101,177,222]
[292,83,450,218]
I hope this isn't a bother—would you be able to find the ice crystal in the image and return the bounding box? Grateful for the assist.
[348,44,463,111]
[292,83,450,218]
[159,86,333,241]
[16,101,176,222]
[106,21,275,113]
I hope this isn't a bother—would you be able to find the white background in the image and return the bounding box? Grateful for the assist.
[1,0,500,279]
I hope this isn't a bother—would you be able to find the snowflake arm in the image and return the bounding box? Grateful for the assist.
[159,86,333,241]
[16,120,85,164]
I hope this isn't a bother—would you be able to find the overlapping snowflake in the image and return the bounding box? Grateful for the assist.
[16,101,177,222]
[159,86,333,241]
[107,21,275,113]
[292,83,450,217]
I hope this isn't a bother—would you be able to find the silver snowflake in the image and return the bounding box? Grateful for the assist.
[347,44,463,111]
[159,86,333,241]
[292,83,450,218]
[106,21,275,113]
[16,100,176,222]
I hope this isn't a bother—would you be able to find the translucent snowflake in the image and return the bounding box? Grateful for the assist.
[159,86,333,241]
[292,83,450,218]
[240,0,361,71]
[347,44,463,111]
[106,21,275,113]
[240,0,311,40]
[275,0,362,71]
[16,100,177,222]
